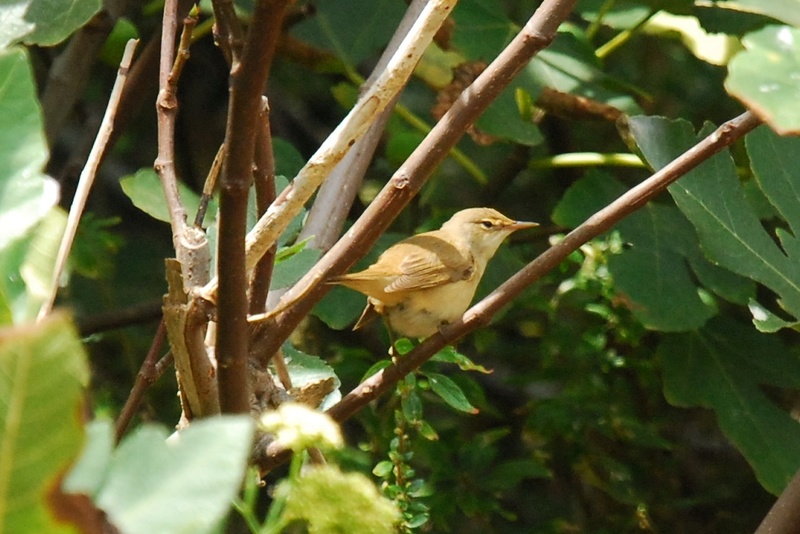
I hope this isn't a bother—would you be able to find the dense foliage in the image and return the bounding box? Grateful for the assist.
[2,0,800,532]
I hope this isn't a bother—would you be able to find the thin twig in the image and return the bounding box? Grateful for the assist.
[115,320,168,442]
[249,100,278,315]
[77,299,162,336]
[37,39,139,322]
[249,0,576,365]
[195,143,225,228]
[256,110,763,473]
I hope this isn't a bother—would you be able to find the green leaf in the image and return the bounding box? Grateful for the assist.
[475,84,544,146]
[95,416,255,534]
[487,459,551,490]
[0,48,54,251]
[313,285,368,331]
[720,0,800,27]
[69,214,123,279]
[659,317,800,494]
[0,0,101,48]
[271,246,321,289]
[291,0,405,66]
[424,372,478,414]
[553,169,753,331]
[451,0,518,58]
[748,299,799,332]
[120,168,214,224]
[63,419,114,498]
[282,344,342,410]
[0,209,66,325]
[726,25,800,134]
[630,117,800,328]
[747,124,800,236]
[372,460,393,478]
[0,313,90,534]
[401,389,424,423]
[431,346,492,374]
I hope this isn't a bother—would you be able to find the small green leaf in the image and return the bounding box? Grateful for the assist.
[372,460,393,478]
[424,372,478,414]
[283,344,342,409]
[271,246,321,289]
[360,359,392,382]
[748,300,799,332]
[431,346,492,374]
[401,390,423,423]
[120,168,214,224]
[418,420,439,441]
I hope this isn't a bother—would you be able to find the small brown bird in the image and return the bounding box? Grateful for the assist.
[330,207,538,340]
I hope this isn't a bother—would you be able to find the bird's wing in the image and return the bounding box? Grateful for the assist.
[384,235,473,293]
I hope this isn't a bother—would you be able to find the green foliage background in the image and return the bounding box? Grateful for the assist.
[3,0,800,532]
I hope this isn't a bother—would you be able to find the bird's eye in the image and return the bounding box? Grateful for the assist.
[480,220,494,229]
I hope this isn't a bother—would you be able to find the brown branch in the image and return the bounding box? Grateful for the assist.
[756,468,800,533]
[115,320,168,442]
[209,0,245,65]
[154,0,191,248]
[77,299,162,336]
[42,0,123,145]
[255,110,763,473]
[214,0,291,414]
[249,0,578,364]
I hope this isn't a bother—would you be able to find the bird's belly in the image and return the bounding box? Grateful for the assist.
[380,281,478,338]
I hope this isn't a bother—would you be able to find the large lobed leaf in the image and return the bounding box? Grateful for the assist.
[552,169,753,331]
[660,318,800,494]
[630,116,800,329]
[726,25,800,134]
[0,313,89,533]
[0,0,101,48]
[630,115,800,493]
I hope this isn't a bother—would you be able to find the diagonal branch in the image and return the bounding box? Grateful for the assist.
[249,0,578,364]
[37,39,139,321]
[255,110,763,473]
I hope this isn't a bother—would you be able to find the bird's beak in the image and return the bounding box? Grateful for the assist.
[509,220,539,231]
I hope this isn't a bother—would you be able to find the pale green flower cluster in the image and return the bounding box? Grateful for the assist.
[259,402,343,452]
[279,465,400,534]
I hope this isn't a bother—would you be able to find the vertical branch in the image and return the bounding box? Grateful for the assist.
[213,0,291,414]
[154,0,194,263]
